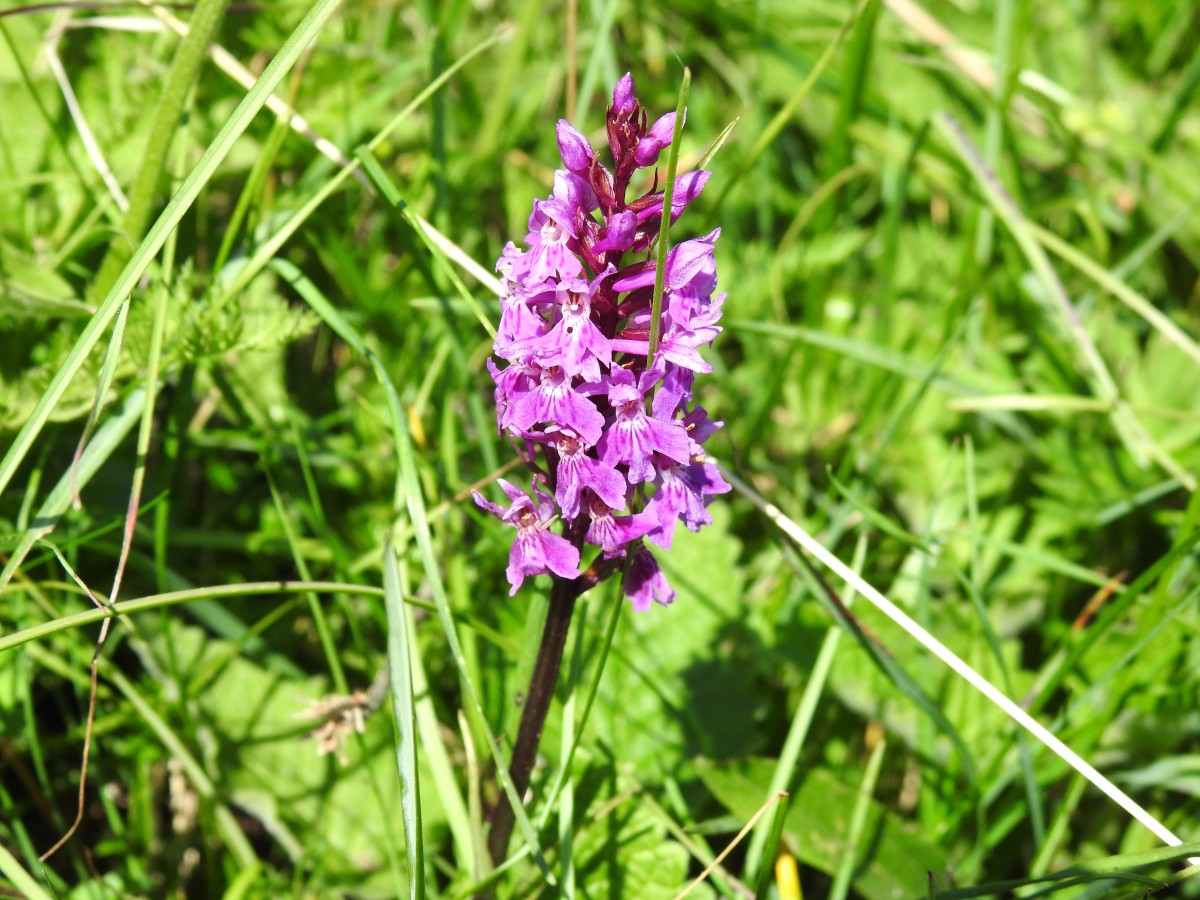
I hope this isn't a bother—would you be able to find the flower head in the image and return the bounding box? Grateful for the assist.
[481,73,726,609]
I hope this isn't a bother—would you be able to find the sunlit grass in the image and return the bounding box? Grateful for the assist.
[1,0,1199,897]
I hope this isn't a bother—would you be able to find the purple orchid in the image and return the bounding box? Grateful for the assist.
[507,362,605,445]
[546,427,627,519]
[531,272,614,381]
[585,495,660,558]
[480,72,727,610]
[473,479,581,595]
[525,199,583,283]
[598,365,692,484]
[645,456,731,549]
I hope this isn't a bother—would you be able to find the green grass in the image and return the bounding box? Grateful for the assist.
[2,0,1200,897]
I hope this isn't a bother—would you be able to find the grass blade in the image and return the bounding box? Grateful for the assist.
[0,842,54,900]
[750,792,793,900]
[721,465,1193,859]
[384,541,425,899]
[934,111,1194,490]
[0,386,144,595]
[647,66,690,366]
[1027,218,1200,368]
[0,582,385,655]
[0,0,346,502]
[829,733,887,900]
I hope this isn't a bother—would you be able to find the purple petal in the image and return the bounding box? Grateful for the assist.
[554,170,599,213]
[539,531,582,579]
[623,546,676,611]
[582,457,628,510]
[680,457,731,515]
[609,335,650,356]
[593,210,638,254]
[612,73,636,115]
[645,464,704,549]
[497,478,529,505]
[647,416,693,464]
[472,490,507,520]
[651,364,694,420]
[489,359,537,432]
[659,334,713,373]
[532,479,559,521]
[682,405,722,447]
[670,170,711,222]
[556,120,593,174]
[585,503,659,557]
[554,432,627,520]
[612,259,657,293]
[507,530,580,595]
[666,229,720,290]
[495,294,548,359]
[510,365,605,445]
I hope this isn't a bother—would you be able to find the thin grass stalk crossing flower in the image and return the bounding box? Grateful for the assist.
[647,68,691,367]
[477,72,728,864]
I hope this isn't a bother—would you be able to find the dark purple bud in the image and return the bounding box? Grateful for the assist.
[612,73,636,116]
[634,138,664,168]
[633,111,679,167]
[648,111,680,143]
[556,120,593,175]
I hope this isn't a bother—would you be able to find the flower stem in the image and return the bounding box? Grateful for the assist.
[487,573,580,865]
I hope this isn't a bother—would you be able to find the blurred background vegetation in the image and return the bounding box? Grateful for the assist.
[1,0,1199,896]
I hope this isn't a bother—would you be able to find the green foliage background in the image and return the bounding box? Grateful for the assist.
[1,0,1199,896]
